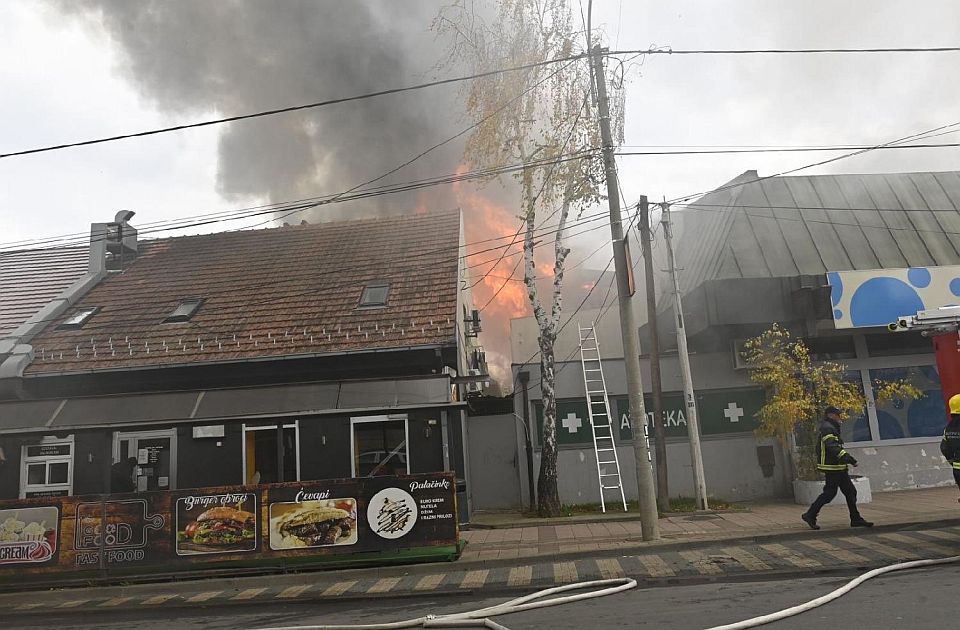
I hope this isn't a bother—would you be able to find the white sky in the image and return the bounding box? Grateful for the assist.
[3,1,960,248]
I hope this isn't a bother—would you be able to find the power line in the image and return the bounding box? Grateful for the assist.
[0,54,594,160]
[0,150,600,252]
[616,142,960,157]
[662,120,960,205]
[641,46,960,55]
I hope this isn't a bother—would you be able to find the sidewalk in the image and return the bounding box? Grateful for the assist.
[460,486,960,562]
[1,487,958,616]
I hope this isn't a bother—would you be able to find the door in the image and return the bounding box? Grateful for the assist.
[243,423,299,485]
[113,430,177,492]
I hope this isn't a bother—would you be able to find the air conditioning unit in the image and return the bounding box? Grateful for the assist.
[465,368,484,395]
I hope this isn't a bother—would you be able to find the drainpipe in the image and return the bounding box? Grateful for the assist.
[517,371,535,512]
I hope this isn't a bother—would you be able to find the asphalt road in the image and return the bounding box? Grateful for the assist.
[6,565,960,630]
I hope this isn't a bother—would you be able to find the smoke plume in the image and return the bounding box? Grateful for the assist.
[54,0,463,220]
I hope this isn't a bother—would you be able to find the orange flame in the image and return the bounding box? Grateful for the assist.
[454,166,531,329]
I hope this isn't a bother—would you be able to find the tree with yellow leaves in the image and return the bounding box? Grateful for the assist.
[435,0,619,516]
[741,324,921,480]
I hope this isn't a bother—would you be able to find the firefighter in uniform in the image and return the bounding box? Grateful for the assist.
[801,406,874,530]
[939,393,960,502]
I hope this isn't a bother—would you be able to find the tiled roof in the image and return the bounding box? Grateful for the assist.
[25,209,462,375]
[670,170,960,294]
[0,246,89,338]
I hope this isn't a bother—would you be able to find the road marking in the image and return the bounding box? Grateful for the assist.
[553,562,579,583]
[368,577,403,594]
[797,539,868,564]
[57,600,88,608]
[880,533,956,557]
[460,570,490,589]
[415,574,445,591]
[507,566,533,587]
[637,554,675,577]
[141,594,179,606]
[722,547,771,571]
[277,585,312,599]
[14,603,45,611]
[919,529,960,542]
[596,558,625,579]
[231,588,267,601]
[760,544,822,568]
[185,591,223,603]
[843,536,920,560]
[679,550,723,575]
[322,580,357,597]
[99,597,136,607]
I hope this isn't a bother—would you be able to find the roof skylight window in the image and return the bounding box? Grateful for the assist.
[358,283,390,308]
[57,307,100,330]
[163,297,205,323]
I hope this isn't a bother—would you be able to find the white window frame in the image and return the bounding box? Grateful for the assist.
[350,414,411,477]
[840,334,941,447]
[20,435,74,499]
[112,428,179,490]
[241,421,301,484]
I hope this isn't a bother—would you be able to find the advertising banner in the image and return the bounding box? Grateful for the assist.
[0,472,457,581]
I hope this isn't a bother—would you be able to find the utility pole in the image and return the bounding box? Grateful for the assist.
[638,197,670,513]
[590,45,660,540]
[660,201,709,510]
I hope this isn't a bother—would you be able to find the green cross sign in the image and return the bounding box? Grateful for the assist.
[534,387,764,446]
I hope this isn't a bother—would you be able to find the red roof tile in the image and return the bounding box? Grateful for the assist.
[25,209,462,374]
[0,247,89,338]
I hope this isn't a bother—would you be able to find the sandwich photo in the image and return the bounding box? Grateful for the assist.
[270,500,357,549]
[182,506,256,546]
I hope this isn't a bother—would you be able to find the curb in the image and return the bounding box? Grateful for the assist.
[5,522,960,617]
[0,516,957,615]
[466,509,744,530]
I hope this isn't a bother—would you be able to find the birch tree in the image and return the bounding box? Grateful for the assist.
[436,0,621,516]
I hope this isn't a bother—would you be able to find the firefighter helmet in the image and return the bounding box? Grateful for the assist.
[951,393,960,415]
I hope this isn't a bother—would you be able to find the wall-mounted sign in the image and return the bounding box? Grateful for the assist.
[534,387,765,446]
[828,265,960,329]
[25,444,71,458]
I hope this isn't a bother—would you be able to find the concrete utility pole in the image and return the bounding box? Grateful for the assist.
[660,201,709,510]
[590,45,660,540]
[638,197,670,513]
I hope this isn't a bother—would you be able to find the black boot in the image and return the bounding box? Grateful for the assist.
[850,517,874,527]
[801,512,820,530]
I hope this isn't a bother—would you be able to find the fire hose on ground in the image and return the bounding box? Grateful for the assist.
[255,555,960,630]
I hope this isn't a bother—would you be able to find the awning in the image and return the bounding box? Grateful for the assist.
[0,376,458,434]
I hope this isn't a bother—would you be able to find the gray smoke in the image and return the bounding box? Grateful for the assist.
[54,0,464,221]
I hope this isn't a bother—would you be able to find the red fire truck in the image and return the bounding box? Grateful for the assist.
[889,305,960,414]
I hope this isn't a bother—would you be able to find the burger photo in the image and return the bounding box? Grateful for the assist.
[181,506,256,547]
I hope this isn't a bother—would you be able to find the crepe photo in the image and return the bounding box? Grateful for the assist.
[269,498,357,550]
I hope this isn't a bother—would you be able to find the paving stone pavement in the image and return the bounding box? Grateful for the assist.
[2,524,958,616]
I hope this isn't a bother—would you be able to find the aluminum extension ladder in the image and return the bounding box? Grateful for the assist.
[578,322,627,513]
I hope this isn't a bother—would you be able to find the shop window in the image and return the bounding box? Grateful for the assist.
[20,439,73,498]
[352,416,409,477]
[807,336,857,361]
[113,430,177,491]
[865,332,933,357]
[244,423,298,484]
[869,365,945,440]
[840,370,872,443]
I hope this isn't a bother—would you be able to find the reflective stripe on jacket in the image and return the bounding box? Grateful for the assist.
[816,418,852,472]
[940,419,960,470]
